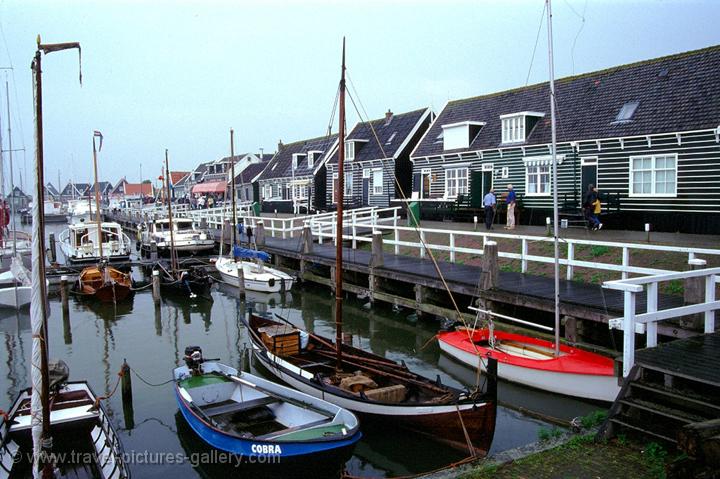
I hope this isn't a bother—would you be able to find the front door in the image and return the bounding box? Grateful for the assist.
[482,170,493,196]
[362,178,369,206]
[421,170,431,198]
[470,171,483,207]
[581,159,598,192]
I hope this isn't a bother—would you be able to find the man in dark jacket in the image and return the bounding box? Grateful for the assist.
[582,184,602,230]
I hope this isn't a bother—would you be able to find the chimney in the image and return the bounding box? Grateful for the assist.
[278,139,284,151]
[384,109,393,125]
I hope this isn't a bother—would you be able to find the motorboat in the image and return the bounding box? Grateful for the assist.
[59,221,132,263]
[140,218,214,256]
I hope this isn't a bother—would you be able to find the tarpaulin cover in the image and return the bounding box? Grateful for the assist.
[233,246,270,262]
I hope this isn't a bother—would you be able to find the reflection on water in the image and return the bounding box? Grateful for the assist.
[0,277,602,478]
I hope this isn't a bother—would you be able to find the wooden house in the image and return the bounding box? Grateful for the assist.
[410,45,720,233]
[325,108,432,208]
[257,135,338,214]
[60,182,90,201]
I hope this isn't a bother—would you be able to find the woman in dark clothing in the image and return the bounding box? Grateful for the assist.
[583,184,602,230]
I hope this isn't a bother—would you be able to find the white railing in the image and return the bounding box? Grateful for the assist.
[305,222,720,281]
[604,267,720,377]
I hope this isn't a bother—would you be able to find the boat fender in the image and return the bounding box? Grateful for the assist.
[268,278,275,288]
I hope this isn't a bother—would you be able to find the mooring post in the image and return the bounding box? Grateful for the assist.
[255,221,265,247]
[236,260,246,297]
[370,230,384,268]
[486,356,498,403]
[154,304,162,336]
[150,241,158,262]
[241,347,250,373]
[152,269,161,305]
[48,233,57,265]
[60,274,70,316]
[682,258,707,329]
[479,240,499,290]
[301,222,313,254]
[121,359,135,430]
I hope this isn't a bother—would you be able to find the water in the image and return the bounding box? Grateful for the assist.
[0,219,601,478]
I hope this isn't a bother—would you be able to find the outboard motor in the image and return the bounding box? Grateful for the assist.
[184,346,204,375]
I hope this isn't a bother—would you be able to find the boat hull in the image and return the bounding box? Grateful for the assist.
[252,345,495,455]
[216,259,294,293]
[0,286,32,309]
[75,266,134,303]
[437,330,620,402]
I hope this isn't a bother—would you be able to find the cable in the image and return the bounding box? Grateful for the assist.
[526,1,547,86]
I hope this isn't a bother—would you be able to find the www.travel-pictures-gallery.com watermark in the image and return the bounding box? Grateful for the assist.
[8,449,282,467]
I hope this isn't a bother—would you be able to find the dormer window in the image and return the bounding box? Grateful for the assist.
[345,140,368,161]
[500,112,545,144]
[441,121,485,150]
[292,153,305,170]
[307,150,322,169]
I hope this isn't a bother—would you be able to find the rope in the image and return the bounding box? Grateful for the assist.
[130,282,153,291]
[129,366,174,387]
[342,454,479,479]
[92,366,123,409]
[455,403,477,458]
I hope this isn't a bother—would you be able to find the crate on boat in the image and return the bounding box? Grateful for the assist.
[258,325,300,356]
[363,384,407,403]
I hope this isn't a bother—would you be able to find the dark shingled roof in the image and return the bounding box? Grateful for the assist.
[61,183,90,196]
[328,108,430,164]
[413,45,720,158]
[259,134,338,180]
[234,161,270,184]
[86,181,113,194]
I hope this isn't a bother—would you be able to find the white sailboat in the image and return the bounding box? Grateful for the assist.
[437,0,620,403]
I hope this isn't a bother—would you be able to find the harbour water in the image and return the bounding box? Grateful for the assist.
[0,221,601,478]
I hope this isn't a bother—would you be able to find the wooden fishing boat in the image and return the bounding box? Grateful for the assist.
[0,366,131,479]
[74,264,133,302]
[245,312,497,455]
[437,328,619,402]
[173,347,361,462]
[156,262,213,300]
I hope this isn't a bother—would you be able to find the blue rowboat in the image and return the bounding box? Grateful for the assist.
[173,347,361,462]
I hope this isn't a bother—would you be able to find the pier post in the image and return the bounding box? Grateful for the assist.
[479,241,499,290]
[330,267,336,294]
[154,304,162,336]
[563,316,579,343]
[368,273,380,304]
[236,260,246,296]
[150,241,158,262]
[60,275,70,316]
[121,359,135,430]
[682,258,707,329]
[301,222,313,254]
[152,269,161,306]
[241,347,250,373]
[48,233,57,265]
[414,284,426,318]
[370,230,384,268]
[255,221,266,247]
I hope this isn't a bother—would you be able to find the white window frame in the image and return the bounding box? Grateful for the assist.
[262,184,273,200]
[444,167,469,199]
[501,115,525,144]
[345,172,353,197]
[629,153,678,198]
[501,166,509,179]
[371,168,383,195]
[362,168,371,178]
[345,141,355,161]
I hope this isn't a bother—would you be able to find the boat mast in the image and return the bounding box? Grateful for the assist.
[32,35,81,479]
[165,149,178,275]
[546,0,561,356]
[92,131,103,260]
[335,38,346,370]
[229,128,237,247]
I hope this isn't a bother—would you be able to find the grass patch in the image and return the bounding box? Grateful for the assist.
[579,410,608,429]
[538,427,564,442]
[642,442,668,479]
[664,279,684,296]
[590,245,611,257]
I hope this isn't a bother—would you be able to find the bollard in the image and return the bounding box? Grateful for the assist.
[152,270,161,305]
[60,275,70,316]
[546,216,551,235]
[370,230,384,268]
[121,359,135,430]
[301,223,313,254]
[255,221,265,247]
[645,223,651,243]
[48,233,57,265]
[480,241,499,290]
[473,216,478,231]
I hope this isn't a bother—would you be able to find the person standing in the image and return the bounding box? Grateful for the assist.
[505,184,516,230]
[582,184,602,230]
[483,188,497,230]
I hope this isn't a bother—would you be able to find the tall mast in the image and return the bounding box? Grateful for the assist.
[230,129,237,247]
[165,149,178,274]
[92,131,103,260]
[31,35,80,479]
[6,80,15,250]
[335,38,346,370]
[546,0,560,356]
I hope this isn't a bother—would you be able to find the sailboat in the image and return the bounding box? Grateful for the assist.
[72,131,133,302]
[155,150,213,300]
[244,40,498,456]
[436,0,620,403]
[0,37,130,479]
[214,129,294,293]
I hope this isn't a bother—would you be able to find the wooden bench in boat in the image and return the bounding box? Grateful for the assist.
[201,396,279,417]
[257,417,334,440]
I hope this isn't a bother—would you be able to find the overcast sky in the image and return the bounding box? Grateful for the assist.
[0,0,718,192]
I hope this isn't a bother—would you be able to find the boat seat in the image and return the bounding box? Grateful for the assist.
[202,396,279,417]
[257,417,333,440]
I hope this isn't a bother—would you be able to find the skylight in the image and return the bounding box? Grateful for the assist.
[385,132,397,145]
[614,101,639,123]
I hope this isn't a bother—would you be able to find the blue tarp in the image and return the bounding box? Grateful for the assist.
[233,246,271,262]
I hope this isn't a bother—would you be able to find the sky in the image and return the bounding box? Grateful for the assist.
[0,0,718,193]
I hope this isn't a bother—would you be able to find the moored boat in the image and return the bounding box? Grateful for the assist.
[73,263,133,303]
[215,255,294,293]
[59,221,132,264]
[437,328,619,402]
[140,218,214,256]
[156,262,213,300]
[173,347,361,462]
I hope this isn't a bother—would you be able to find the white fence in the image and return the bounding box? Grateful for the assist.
[604,267,720,377]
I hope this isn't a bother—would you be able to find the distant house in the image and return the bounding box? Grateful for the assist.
[325,108,432,208]
[172,172,191,199]
[85,181,113,203]
[109,178,128,199]
[410,45,720,234]
[8,186,30,210]
[60,182,90,201]
[166,171,190,200]
[185,161,213,195]
[232,154,274,203]
[123,182,154,206]
[45,182,61,201]
[256,135,338,214]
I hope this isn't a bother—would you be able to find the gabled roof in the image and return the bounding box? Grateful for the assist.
[412,45,720,158]
[124,183,154,196]
[328,108,431,164]
[9,186,28,198]
[60,182,90,196]
[111,178,128,195]
[258,134,338,180]
[234,161,269,185]
[170,171,190,185]
[86,181,113,195]
[45,183,60,197]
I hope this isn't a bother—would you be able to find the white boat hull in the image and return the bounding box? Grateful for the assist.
[0,286,32,308]
[215,258,294,293]
[438,338,620,402]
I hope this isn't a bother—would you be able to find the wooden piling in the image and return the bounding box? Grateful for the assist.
[152,269,161,305]
[301,223,313,254]
[370,230,384,268]
[60,275,70,316]
[255,221,265,247]
[48,233,57,265]
[682,258,707,329]
[479,241,499,290]
[121,359,135,430]
[236,260,246,296]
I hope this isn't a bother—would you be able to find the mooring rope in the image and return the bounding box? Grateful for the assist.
[129,366,174,387]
